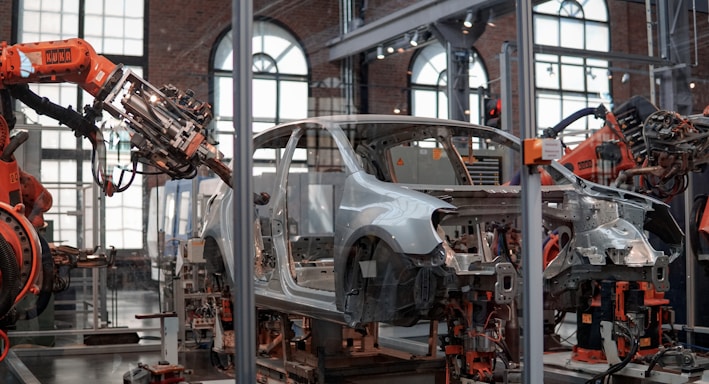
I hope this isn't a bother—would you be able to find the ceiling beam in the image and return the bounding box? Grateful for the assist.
[327,0,508,61]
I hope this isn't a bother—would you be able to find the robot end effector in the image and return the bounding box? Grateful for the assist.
[0,38,233,192]
[95,68,233,189]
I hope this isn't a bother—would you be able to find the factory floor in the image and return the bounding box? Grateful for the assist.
[0,268,583,384]
[0,268,233,384]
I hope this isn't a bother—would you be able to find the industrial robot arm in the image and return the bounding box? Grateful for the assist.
[0,37,234,360]
[0,38,233,192]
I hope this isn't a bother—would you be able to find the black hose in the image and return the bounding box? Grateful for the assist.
[543,107,599,138]
[584,324,639,384]
[0,235,21,323]
[8,84,100,139]
[645,347,679,377]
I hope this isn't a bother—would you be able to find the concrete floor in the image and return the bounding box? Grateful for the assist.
[0,269,232,384]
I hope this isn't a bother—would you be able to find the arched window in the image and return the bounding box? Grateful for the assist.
[534,0,610,147]
[410,43,488,123]
[212,20,309,160]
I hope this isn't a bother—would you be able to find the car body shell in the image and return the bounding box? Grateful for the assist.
[199,115,683,327]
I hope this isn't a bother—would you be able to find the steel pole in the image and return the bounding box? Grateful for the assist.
[516,1,544,382]
[233,1,255,383]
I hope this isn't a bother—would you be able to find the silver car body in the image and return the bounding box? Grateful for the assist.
[199,115,683,327]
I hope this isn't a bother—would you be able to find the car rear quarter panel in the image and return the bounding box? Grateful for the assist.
[335,171,453,258]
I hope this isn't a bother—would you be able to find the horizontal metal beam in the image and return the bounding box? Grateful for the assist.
[11,343,161,357]
[533,44,669,66]
[328,0,507,61]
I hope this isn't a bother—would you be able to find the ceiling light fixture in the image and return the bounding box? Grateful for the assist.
[463,10,474,28]
[410,30,419,47]
[487,10,496,27]
[376,45,384,59]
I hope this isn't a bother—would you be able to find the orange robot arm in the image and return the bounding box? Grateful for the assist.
[19,170,52,229]
[0,38,118,97]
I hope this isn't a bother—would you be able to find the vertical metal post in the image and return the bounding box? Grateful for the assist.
[500,42,516,180]
[646,0,656,104]
[685,177,696,346]
[175,273,185,348]
[98,179,108,327]
[92,267,99,330]
[446,42,470,121]
[233,1,255,384]
[516,1,544,382]
[163,316,179,363]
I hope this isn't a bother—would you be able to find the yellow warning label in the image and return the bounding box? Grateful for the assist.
[397,158,404,166]
[582,313,592,324]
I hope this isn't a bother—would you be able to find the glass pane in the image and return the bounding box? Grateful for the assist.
[215,76,233,118]
[437,92,449,119]
[105,0,126,16]
[561,56,584,65]
[586,23,609,51]
[62,13,79,32]
[412,44,446,84]
[280,81,309,120]
[23,0,41,10]
[253,122,274,134]
[469,94,482,124]
[178,190,191,235]
[254,21,307,75]
[559,18,584,49]
[214,31,233,70]
[561,64,585,91]
[125,2,143,18]
[42,130,60,149]
[124,39,143,55]
[583,0,609,21]
[534,16,559,46]
[536,61,559,89]
[253,78,277,120]
[536,93,562,136]
[587,67,610,94]
[21,11,41,33]
[534,1,562,15]
[42,0,61,12]
[412,89,438,118]
[40,13,61,34]
[469,57,488,88]
[106,16,125,36]
[85,0,103,14]
[125,18,143,39]
[213,21,308,129]
[103,37,124,55]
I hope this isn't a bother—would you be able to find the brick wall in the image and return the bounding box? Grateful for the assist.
[0,0,12,42]
[3,1,709,117]
[147,0,342,111]
[147,0,232,101]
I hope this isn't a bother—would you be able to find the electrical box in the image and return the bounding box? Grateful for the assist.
[184,238,205,264]
[523,138,562,165]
